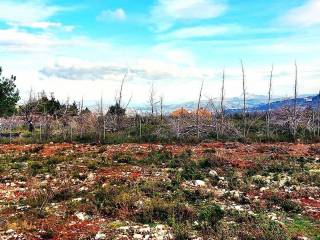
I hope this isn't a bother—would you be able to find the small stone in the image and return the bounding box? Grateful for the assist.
[209,170,218,177]
[95,232,106,240]
[133,233,143,239]
[194,180,206,187]
[75,212,89,221]
[6,229,15,234]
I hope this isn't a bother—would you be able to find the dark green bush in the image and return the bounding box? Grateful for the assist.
[198,204,224,229]
[112,152,135,164]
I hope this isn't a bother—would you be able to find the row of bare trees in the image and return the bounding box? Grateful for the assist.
[0,62,319,143]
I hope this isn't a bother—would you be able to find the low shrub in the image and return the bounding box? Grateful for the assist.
[136,198,173,224]
[172,223,192,240]
[198,204,224,230]
[112,152,135,164]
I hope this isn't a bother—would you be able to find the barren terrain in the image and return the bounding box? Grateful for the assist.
[0,142,319,239]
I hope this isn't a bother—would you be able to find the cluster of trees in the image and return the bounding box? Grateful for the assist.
[0,67,20,117]
[0,67,93,118]
[21,91,80,117]
[0,65,319,143]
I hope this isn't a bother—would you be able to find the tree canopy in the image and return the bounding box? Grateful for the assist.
[19,91,80,117]
[0,67,20,117]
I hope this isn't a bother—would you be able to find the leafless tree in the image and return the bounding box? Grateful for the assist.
[160,96,164,121]
[197,80,204,139]
[220,70,226,138]
[293,61,298,140]
[149,82,156,116]
[267,64,274,138]
[241,60,247,138]
[117,71,127,107]
[317,90,320,137]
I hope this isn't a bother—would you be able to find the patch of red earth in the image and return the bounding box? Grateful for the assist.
[13,190,29,199]
[0,144,34,153]
[288,144,312,157]
[36,216,102,240]
[98,167,142,180]
[40,143,73,157]
[300,198,320,208]
[296,198,320,220]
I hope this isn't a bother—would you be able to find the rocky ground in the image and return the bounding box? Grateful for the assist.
[0,142,319,239]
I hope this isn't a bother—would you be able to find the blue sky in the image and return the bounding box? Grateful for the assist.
[0,0,319,106]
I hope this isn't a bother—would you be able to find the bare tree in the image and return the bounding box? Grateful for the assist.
[117,71,127,107]
[160,95,164,121]
[293,61,298,140]
[220,70,226,138]
[241,60,247,138]
[149,82,156,116]
[317,90,320,137]
[197,80,204,139]
[267,64,274,138]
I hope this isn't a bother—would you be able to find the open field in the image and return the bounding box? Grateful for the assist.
[0,142,319,240]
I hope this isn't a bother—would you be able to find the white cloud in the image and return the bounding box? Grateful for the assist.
[39,56,208,82]
[97,8,127,22]
[159,25,237,40]
[151,0,227,31]
[0,29,56,52]
[7,21,75,31]
[0,28,113,54]
[282,0,320,27]
[0,0,75,32]
[0,0,66,26]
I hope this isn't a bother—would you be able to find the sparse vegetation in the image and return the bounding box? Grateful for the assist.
[0,142,318,239]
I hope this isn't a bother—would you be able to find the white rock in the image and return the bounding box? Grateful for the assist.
[139,226,151,233]
[194,180,206,187]
[260,187,268,192]
[95,232,106,240]
[79,186,88,191]
[133,234,143,239]
[6,229,15,234]
[72,197,83,202]
[87,173,95,181]
[75,212,89,221]
[209,170,218,177]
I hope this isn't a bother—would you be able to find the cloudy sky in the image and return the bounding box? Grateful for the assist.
[0,0,320,106]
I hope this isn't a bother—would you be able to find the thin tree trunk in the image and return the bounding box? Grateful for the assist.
[293,61,298,140]
[149,82,155,117]
[197,81,204,139]
[39,122,42,143]
[241,61,247,138]
[267,64,273,138]
[80,97,83,138]
[220,70,225,138]
[103,119,106,140]
[317,90,320,137]
[139,117,142,140]
[160,96,163,121]
[118,71,127,107]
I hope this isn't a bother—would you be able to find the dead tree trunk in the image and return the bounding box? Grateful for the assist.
[293,61,298,140]
[267,64,273,138]
[149,82,155,117]
[197,81,204,139]
[80,97,84,138]
[241,61,247,138]
[218,70,225,139]
[317,90,320,137]
[160,96,163,121]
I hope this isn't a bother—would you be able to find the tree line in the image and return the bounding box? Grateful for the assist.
[0,65,319,143]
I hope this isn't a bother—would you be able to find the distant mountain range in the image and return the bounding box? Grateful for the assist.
[133,94,319,114]
[250,94,319,112]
